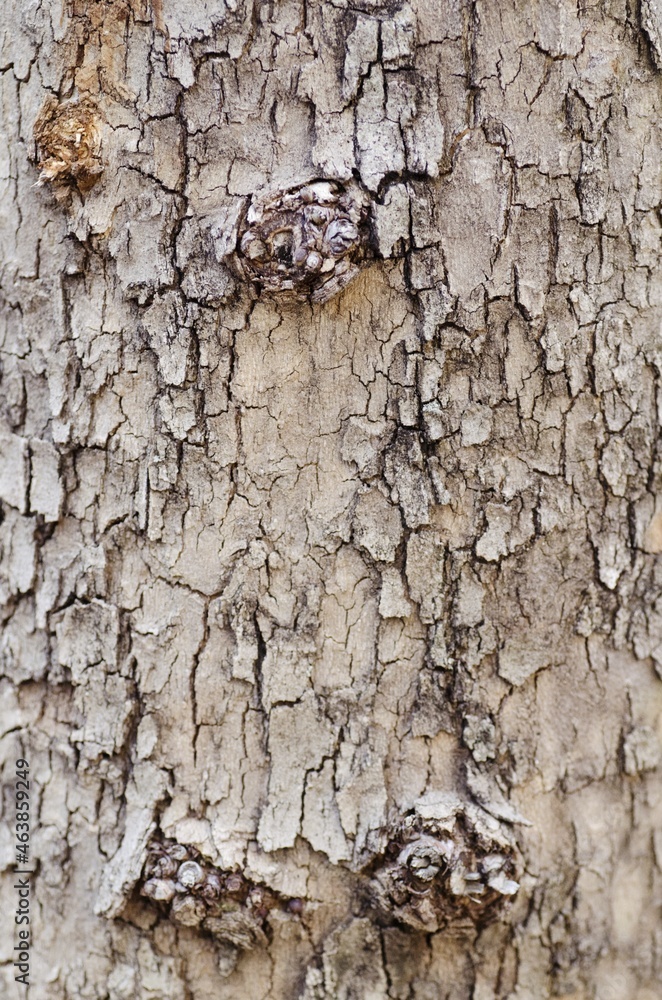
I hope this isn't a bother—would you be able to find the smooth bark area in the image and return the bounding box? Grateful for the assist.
[1,1,662,998]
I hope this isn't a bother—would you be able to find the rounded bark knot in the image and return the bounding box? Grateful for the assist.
[140,839,295,957]
[236,180,371,303]
[368,794,520,933]
[32,97,103,194]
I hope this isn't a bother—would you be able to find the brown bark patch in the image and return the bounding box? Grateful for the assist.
[33,97,103,192]
[69,0,150,29]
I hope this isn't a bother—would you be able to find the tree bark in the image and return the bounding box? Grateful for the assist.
[1,1,662,998]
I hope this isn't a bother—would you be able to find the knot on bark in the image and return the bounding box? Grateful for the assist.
[236,180,371,303]
[140,839,297,960]
[32,97,103,193]
[367,794,520,932]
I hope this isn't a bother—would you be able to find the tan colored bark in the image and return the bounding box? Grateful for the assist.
[1,1,662,997]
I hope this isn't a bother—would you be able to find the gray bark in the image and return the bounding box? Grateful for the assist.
[1,1,662,998]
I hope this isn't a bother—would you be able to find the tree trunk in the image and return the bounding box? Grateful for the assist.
[1,1,662,997]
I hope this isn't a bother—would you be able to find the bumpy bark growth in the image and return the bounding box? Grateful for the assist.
[32,97,103,192]
[237,180,371,303]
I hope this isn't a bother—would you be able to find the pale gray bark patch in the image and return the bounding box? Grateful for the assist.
[0,433,29,512]
[641,0,662,68]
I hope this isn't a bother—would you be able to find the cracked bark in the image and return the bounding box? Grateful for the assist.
[1,1,662,998]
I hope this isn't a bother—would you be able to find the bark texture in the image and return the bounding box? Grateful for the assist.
[1,1,662,998]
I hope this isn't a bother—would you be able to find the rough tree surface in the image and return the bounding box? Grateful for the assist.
[1,1,661,998]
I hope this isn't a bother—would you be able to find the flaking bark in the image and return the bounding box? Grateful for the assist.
[1,1,662,998]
